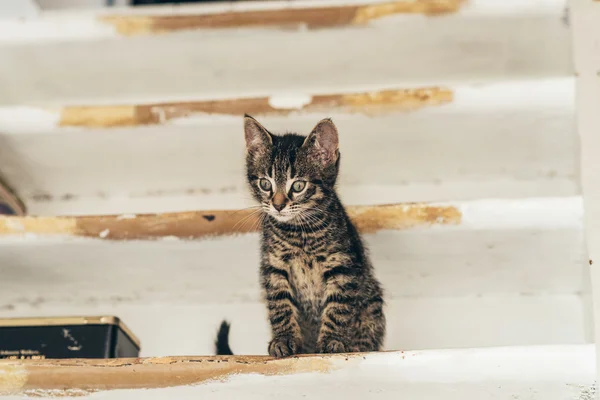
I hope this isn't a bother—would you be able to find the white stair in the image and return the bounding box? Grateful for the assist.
[0,345,595,399]
[0,0,592,397]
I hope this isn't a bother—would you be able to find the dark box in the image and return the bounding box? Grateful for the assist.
[0,316,140,359]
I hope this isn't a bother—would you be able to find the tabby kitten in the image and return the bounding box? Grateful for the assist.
[216,115,385,357]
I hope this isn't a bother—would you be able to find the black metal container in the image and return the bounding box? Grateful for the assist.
[0,316,140,359]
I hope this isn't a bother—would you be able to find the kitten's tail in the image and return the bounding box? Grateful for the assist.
[215,320,234,355]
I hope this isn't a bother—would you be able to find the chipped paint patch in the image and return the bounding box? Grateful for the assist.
[0,216,76,236]
[99,0,465,36]
[349,203,462,233]
[0,365,28,395]
[1,347,594,396]
[335,87,453,113]
[1,354,339,393]
[116,214,137,220]
[352,0,466,23]
[58,87,452,128]
[59,106,137,129]
[0,203,460,240]
[268,94,313,110]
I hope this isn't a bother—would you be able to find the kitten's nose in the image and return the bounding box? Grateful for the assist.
[272,192,287,212]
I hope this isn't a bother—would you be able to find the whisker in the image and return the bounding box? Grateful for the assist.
[232,208,263,232]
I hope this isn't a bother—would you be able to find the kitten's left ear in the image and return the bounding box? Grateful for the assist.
[303,118,339,167]
[244,114,272,154]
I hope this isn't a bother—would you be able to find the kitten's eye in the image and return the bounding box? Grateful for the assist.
[291,180,306,193]
[259,178,272,191]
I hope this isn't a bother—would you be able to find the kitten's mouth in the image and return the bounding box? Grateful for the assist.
[266,206,298,223]
[269,212,296,223]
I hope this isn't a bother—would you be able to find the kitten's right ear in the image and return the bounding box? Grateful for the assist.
[244,114,272,153]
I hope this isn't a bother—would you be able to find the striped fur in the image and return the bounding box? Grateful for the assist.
[220,116,385,357]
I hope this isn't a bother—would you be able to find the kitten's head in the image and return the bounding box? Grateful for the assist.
[244,115,340,223]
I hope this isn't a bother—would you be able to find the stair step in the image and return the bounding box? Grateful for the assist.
[0,79,576,215]
[0,197,589,352]
[0,297,588,356]
[0,0,570,105]
[0,198,584,302]
[0,345,594,399]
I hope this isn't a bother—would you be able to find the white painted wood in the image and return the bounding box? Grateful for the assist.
[0,79,577,215]
[2,345,595,400]
[0,0,39,19]
[0,0,570,105]
[0,197,585,301]
[0,298,590,356]
[23,179,578,217]
[0,0,570,44]
[571,0,600,395]
[0,197,591,352]
[0,216,585,303]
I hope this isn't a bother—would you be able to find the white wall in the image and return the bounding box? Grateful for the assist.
[0,1,38,19]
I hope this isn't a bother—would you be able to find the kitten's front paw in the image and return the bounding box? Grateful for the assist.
[268,336,302,358]
[318,338,348,354]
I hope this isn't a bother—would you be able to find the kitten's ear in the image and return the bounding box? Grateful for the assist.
[244,114,272,153]
[303,118,339,167]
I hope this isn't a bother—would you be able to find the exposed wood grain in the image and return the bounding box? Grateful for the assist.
[0,203,461,240]
[0,353,342,395]
[59,87,453,128]
[100,0,466,36]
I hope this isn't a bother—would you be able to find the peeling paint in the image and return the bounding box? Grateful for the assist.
[0,354,339,393]
[352,0,465,24]
[99,0,465,36]
[0,365,28,396]
[0,347,594,397]
[58,87,453,128]
[4,218,24,232]
[0,216,76,236]
[0,203,461,240]
[268,94,313,110]
[349,203,462,233]
[116,214,137,220]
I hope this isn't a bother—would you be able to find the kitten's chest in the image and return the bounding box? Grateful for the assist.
[287,255,325,313]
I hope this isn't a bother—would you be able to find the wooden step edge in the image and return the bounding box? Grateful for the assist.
[0,78,573,133]
[0,346,593,396]
[0,203,462,240]
[99,0,467,36]
[60,87,452,128]
[0,86,451,130]
[0,0,566,47]
[0,351,390,395]
[0,197,584,241]
[0,352,363,394]
[0,0,468,45]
